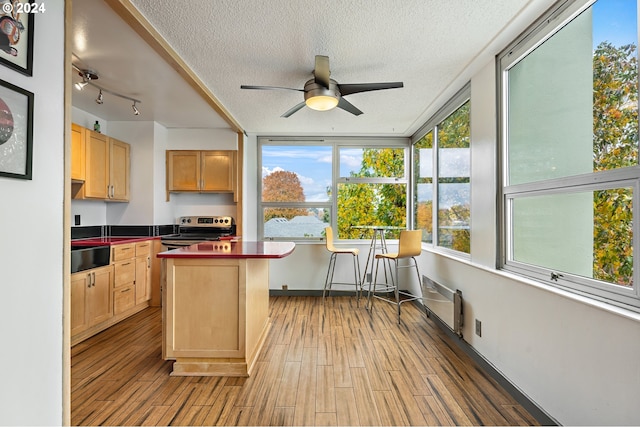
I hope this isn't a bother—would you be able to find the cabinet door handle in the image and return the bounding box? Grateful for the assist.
[147,256,151,268]
[91,272,96,287]
[87,273,92,288]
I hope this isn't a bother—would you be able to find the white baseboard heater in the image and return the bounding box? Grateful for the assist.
[421,276,463,338]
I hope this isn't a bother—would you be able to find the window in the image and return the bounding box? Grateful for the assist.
[499,0,639,310]
[259,139,408,240]
[413,85,471,255]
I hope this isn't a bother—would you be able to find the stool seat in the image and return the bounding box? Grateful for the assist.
[323,226,362,305]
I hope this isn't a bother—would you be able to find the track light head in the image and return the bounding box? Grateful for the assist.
[75,69,98,91]
[95,90,103,104]
[132,102,140,116]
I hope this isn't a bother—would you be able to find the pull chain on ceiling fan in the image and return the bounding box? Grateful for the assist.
[241,55,403,117]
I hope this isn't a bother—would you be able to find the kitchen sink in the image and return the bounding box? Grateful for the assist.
[71,245,110,273]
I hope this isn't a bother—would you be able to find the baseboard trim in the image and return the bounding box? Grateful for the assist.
[267,289,559,426]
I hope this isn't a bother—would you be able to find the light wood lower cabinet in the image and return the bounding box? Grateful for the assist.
[71,239,156,346]
[71,265,113,337]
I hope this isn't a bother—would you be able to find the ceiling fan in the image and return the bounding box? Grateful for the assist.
[241,55,403,117]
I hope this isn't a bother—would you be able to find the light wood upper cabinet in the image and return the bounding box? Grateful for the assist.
[71,124,130,202]
[167,150,236,197]
[84,130,110,199]
[109,137,130,201]
[71,123,86,182]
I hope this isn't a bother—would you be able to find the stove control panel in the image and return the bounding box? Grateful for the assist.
[178,216,235,227]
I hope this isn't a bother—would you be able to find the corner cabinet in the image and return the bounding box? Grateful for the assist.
[71,124,130,202]
[166,150,237,200]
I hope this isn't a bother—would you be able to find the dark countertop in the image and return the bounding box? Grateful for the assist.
[157,241,295,259]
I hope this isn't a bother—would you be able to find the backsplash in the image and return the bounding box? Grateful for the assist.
[72,224,177,240]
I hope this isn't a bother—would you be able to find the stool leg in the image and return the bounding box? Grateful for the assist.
[353,253,362,307]
[394,260,401,324]
[368,257,380,311]
[323,253,336,304]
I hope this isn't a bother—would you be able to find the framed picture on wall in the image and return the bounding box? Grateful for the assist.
[0,1,35,76]
[0,78,33,179]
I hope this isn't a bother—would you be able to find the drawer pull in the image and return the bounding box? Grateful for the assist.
[121,288,131,293]
[121,262,132,266]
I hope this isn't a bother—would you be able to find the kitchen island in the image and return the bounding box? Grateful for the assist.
[157,240,295,376]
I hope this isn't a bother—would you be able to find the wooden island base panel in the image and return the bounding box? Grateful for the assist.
[158,241,295,376]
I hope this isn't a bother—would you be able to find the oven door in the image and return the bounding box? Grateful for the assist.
[161,239,205,251]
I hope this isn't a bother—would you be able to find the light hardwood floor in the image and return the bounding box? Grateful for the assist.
[71,295,539,426]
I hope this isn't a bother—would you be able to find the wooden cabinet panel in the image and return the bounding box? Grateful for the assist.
[70,272,89,336]
[114,260,135,287]
[135,255,151,305]
[71,266,113,336]
[166,150,236,197]
[135,241,151,257]
[113,284,135,314]
[167,151,200,191]
[109,138,130,201]
[202,151,234,191]
[112,243,135,261]
[84,130,110,199]
[90,266,114,325]
[70,124,130,202]
[71,123,86,182]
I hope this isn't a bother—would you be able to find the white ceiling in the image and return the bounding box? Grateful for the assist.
[71,0,557,136]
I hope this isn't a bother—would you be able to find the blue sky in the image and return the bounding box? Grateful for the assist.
[592,0,637,48]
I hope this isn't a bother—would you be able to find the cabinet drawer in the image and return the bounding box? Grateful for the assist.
[112,243,135,261]
[113,260,135,287]
[113,284,135,314]
[135,241,151,257]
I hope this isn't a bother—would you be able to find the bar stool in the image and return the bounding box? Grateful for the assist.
[322,226,363,305]
[368,229,422,323]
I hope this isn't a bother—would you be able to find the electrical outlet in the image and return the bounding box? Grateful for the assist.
[74,215,81,226]
[475,319,482,337]
[366,273,372,283]
[282,284,288,291]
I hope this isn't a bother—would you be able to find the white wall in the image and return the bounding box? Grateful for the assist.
[0,3,65,425]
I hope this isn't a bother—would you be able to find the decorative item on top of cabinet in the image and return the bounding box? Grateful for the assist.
[70,123,130,202]
[166,150,237,201]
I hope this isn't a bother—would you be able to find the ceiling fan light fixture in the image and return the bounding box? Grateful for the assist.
[303,79,340,112]
[305,95,339,111]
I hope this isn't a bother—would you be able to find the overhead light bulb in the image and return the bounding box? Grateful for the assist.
[74,80,88,91]
[305,95,339,111]
[95,90,103,104]
[132,102,140,116]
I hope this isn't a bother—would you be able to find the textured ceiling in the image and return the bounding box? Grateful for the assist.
[72,0,557,136]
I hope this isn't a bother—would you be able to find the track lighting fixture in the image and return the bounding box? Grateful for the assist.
[72,63,142,116]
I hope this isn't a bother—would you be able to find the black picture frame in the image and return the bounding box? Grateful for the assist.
[0,78,33,180]
[0,1,34,76]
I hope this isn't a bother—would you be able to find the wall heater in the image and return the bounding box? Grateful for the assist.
[421,276,463,338]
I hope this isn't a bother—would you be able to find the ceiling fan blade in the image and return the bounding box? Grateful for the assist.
[338,82,404,96]
[337,98,363,116]
[281,101,306,118]
[314,55,331,89]
[241,85,303,92]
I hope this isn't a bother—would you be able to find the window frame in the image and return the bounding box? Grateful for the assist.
[258,137,409,242]
[411,83,472,259]
[497,0,640,311]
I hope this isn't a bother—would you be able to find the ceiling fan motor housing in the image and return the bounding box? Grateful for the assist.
[304,78,340,110]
